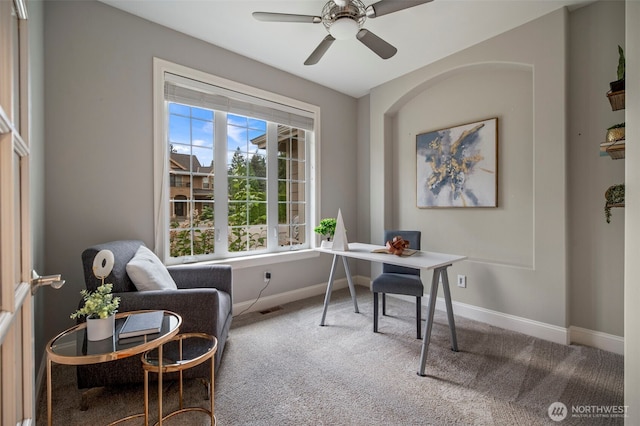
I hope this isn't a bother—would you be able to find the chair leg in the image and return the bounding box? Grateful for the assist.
[373,292,379,332]
[416,296,422,340]
[382,293,386,316]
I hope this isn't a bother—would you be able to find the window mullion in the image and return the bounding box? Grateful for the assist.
[266,123,279,249]
[214,111,228,256]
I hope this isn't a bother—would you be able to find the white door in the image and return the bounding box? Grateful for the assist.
[0,1,35,424]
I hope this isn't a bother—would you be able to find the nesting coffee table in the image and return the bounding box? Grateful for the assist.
[141,333,218,425]
[45,310,182,426]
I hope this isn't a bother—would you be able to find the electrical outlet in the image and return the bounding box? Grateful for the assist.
[457,275,467,288]
[264,271,271,282]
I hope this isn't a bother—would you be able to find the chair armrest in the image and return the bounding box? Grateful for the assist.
[167,264,232,297]
[115,289,223,335]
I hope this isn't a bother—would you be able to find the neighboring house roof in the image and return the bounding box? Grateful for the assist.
[251,125,302,149]
[170,152,213,174]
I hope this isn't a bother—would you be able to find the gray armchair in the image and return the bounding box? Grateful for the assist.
[76,240,233,389]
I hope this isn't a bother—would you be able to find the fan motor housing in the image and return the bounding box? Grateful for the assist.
[322,0,366,33]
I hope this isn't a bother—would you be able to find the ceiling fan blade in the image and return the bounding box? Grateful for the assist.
[304,35,336,65]
[365,0,433,18]
[252,12,322,24]
[356,29,397,59]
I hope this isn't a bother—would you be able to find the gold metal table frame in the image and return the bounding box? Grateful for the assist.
[45,310,182,426]
[141,333,217,426]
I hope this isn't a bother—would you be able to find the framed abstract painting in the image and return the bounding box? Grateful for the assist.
[416,117,498,208]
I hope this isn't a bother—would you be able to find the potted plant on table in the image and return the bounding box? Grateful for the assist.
[71,283,121,341]
[314,217,337,248]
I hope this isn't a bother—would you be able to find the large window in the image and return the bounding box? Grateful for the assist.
[154,60,318,264]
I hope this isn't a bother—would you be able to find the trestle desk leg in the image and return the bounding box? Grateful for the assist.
[418,268,440,376]
[342,256,359,313]
[320,254,339,326]
[440,266,459,352]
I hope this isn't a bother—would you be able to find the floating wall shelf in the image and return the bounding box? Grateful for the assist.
[607,90,625,111]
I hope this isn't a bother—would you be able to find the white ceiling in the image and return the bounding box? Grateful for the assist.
[99,0,588,98]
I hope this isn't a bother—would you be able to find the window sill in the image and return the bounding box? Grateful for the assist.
[199,249,320,270]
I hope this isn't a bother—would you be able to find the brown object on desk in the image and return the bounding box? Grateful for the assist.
[386,236,410,256]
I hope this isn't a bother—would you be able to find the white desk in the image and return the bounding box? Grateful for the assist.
[316,242,466,376]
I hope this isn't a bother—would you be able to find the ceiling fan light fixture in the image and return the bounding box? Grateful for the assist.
[329,17,360,40]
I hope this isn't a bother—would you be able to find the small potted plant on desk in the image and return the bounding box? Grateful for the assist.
[315,217,337,249]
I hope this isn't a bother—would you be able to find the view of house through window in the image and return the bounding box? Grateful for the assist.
[168,103,215,257]
[167,97,310,261]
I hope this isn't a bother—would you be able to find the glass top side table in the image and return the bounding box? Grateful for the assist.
[46,310,182,425]
[142,333,218,426]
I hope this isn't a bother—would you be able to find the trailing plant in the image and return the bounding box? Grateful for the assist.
[605,184,625,224]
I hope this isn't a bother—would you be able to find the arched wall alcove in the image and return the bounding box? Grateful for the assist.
[366,8,568,332]
[384,62,534,268]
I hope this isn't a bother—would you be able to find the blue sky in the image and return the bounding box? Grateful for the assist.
[169,103,266,169]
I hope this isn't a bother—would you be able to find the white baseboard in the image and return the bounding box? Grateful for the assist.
[253,276,622,354]
[233,278,352,316]
[433,297,570,345]
[434,298,623,354]
[569,326,624,355]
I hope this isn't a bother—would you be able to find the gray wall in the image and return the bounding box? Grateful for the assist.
[42,0,358,343]
[568,1,625,336]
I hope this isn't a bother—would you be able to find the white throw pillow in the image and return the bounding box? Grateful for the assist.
[126,246,178,291]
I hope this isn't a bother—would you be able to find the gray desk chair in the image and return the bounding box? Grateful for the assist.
[372,230,423,339]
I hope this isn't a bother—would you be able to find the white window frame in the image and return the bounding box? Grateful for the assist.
[153,58,321,266]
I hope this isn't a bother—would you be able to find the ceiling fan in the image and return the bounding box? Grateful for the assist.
[253,0,433,65]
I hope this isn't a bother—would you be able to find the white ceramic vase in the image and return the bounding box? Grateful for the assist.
[320,240,333,249]
[86,314,115,341]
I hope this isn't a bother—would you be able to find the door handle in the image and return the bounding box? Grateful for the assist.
[31,270,65,295]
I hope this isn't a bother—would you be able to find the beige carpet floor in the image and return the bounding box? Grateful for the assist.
[37,286,625,425]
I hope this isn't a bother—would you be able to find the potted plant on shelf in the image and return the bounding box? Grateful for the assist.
[607,123,625,143]
[607,46,626,110]
[314,217,337,248]
[610,45,625,92]
[606,122,625,143]
[71,283,121,341]
[604,184,625,224]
